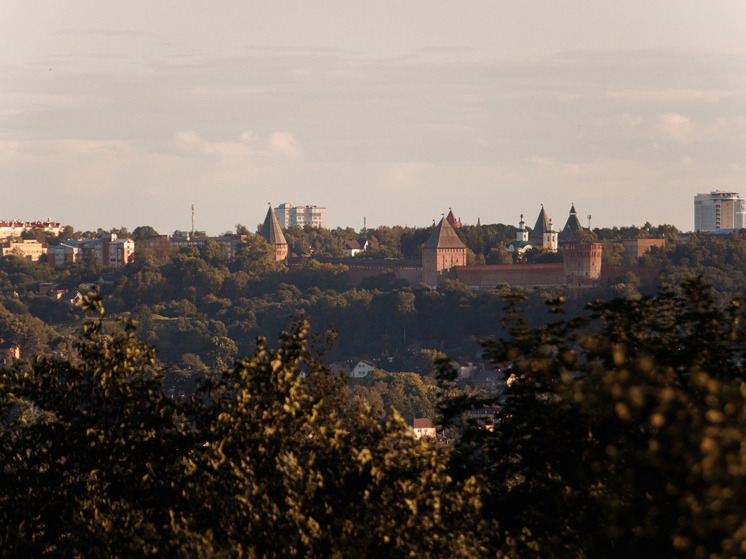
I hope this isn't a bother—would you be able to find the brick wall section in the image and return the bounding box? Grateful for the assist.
[304,258,423,284]
[452,264,566,287]
[345,262,422,284]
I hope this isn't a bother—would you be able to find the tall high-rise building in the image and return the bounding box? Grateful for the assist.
[274,203,327,229]
[694,191,746,232]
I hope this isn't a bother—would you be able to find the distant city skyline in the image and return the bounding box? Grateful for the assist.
[2,1,745,234]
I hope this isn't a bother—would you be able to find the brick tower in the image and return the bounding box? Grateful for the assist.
[562,242,602,281]
[259,205,289,261]
[421,216,467,287]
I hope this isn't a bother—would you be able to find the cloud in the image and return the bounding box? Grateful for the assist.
[173,131,218,156]
[169,129,305,160]
[171,130,260,158]
[594,113,643,130]
[527,156,585,176]
[239,130,256,142]
[605,89,728,104]
[54,28,151,38]
[656,113,694,143]
[187,86,279,98]
[268,131,302,157]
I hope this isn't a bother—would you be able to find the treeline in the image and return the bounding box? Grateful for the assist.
[2,278,746,556]
[5,222,746,383]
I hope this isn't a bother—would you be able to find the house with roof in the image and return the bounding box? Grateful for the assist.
[38,282,59,296]
[1,239,45,262]
[343,239,369,257]
[350,359,376,378]
[46,243,80,267]
[450,360,480,379]
[0,339,20,362]
[470,406,501,431]
[406,418,437,439]
[0,220,62,239]
[49,234,135,269]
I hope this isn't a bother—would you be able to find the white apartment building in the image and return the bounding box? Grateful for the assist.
[0,220,63,239]
[274,203,327,229]
[694,191,746,232]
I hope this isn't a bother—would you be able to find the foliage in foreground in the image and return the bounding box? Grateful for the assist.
[3,277,746,557]
[0,294,482,557]
[439,276,746,558]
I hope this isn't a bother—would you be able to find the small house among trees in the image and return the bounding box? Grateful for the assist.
[351,359,376,378]
[0,339,20,361]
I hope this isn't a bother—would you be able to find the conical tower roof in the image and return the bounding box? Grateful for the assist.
[445,209,461,228]
[424,216,466,249]
[529,205,550,244]
[260,206,287,246]
[532,206,550,236]
[561,203,583,241]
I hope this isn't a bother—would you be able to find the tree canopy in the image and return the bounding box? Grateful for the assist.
[438,276,746,557]
[0,293,482,557]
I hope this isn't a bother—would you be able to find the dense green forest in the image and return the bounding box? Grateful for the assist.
[2,277,745,557]
[2,222,746,404]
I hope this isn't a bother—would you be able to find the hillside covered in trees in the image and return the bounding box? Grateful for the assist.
[0,222,743,376]
[2,277,745,557]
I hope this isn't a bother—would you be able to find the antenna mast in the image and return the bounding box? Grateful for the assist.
[191,204,195,238]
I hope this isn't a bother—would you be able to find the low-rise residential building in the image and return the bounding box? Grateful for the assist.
[0,220,63,239]
[47,234,135,268]
[38,282,59,296]
[160,232,248,259]
[470,406,501,431]
[1,239,45,261]
[351,360,376,378]
[47,244,80,267]
[407,418,437,439]
[343,239,368,256]
[450,360,479,379]
[76,234,135,268]
[0,339,20,362]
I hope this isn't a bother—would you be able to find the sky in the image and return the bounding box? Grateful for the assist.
[2,1,745,235]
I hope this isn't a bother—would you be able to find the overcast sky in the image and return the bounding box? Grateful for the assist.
[2,1,745,234]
